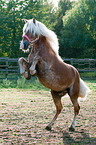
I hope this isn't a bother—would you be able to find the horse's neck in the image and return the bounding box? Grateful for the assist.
[28,45,38,63]
[28,36,57,65]
[36,37,56,62]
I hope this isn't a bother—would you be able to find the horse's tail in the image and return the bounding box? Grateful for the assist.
[79,78,90,100]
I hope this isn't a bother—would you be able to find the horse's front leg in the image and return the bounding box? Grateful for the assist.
[18,57,31,80]
[29,56,39,76]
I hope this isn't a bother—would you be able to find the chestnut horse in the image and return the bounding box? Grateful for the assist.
[19,18,90,131]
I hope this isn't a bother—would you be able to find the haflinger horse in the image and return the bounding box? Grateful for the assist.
[19,18,90,131]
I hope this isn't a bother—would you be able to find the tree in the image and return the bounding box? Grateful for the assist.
[60,0,96,58]
[0,0,8,57]
[54,0,72,37]
[0,0,56,58]
[1,0,95,59]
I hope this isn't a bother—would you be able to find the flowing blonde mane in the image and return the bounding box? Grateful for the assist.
[23,18,62,61]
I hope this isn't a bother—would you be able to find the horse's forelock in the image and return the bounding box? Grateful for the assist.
[23,19,35,35]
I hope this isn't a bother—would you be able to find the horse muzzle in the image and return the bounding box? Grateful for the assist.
[23,40,30,50]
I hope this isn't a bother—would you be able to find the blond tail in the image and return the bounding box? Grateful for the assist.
[79,78,91,100]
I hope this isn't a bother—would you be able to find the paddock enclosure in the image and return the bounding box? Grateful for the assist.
[0,57,96,80]
[0,80,96,144]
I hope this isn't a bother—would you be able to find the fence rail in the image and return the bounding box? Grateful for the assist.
[0,57,20,80]
[0,57,96,80]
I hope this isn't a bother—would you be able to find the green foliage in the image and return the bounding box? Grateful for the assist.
[0,0,56,58]
[0,0,96,59]
[61,0,96,58]
[54,0,72,37]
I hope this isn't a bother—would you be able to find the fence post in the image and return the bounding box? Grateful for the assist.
[18,58,21,78]
[5,58,8,79]
[95,61,96,78]
[70,58,73,65]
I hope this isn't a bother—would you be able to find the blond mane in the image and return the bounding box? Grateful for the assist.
[23,18,62,61]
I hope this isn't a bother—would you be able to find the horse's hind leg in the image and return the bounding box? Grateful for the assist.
[69,85,80,131]
[69,97,80,131]
[46,90,63,131]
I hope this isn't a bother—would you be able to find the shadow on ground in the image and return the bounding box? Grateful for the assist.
[51,127,96,145]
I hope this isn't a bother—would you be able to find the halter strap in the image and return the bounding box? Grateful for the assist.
[30,35,39,44]
[21,35,39,53]
[23,34,30,42]
[23,34,39,44]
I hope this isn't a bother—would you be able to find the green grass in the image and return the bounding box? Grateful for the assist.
[0,77,48,91]
[80,71,96,78]
[85,79,96,92]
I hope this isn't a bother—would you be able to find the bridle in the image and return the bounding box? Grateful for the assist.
[23,34,39,44]
[21,34,39,53]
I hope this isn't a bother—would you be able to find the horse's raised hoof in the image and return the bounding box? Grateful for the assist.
[30,69,36,76]
[45,126,52,131]
[69,126,75,132]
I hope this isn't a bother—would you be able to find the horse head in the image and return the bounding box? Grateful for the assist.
[20,18,39,53]
[20,18,63,62]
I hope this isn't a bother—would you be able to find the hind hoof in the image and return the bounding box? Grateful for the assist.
[69,126,75,132]
[45,126,51,131]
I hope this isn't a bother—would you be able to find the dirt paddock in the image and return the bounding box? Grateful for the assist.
[0,87,96,144]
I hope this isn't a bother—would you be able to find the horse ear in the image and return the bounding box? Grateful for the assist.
[22,19,28,23]
[33,18,36,24]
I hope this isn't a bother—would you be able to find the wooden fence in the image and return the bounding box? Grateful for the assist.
[0,57,20,80]
[64,58,96,79]
[0,57,96,80]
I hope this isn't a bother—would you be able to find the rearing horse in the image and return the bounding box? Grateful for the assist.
[19,18,90,131]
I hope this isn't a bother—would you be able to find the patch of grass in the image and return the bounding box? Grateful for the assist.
[2,78,11,88]
[80,72,96,78]
[85,80,96,92]
[0,77,48,90]
[0,139,3,143]
[17,76,26,88]
[0,79,16,88]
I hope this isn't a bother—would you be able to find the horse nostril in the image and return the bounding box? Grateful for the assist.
[23,40,29,49]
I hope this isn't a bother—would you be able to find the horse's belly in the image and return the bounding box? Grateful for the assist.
[37,70,71,91]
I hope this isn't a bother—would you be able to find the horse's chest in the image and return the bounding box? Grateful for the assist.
[36,62,62,90]
[37,61,54,79]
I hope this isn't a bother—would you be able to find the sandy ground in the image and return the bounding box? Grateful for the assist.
[0,89,96,144]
